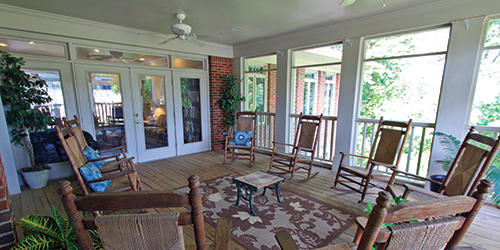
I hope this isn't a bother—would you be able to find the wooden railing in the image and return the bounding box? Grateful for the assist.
[255,112,276,148]
[354,118,436,177]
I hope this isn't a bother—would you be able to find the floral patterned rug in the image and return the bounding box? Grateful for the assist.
[180,173,356,250]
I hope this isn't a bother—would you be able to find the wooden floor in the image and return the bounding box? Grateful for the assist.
[12,151,500,249]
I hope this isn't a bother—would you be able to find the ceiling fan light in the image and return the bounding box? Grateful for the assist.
[232,27,242,31]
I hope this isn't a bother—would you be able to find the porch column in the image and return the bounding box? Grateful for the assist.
[274,50,292,150]
[0,99,21,194]
[333,38,364,170]
[428,16,487,177]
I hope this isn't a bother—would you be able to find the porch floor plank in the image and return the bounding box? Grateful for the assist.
[10,150,500,249]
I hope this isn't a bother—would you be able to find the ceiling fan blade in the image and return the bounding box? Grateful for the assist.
[87,54,113,60]
[159,37,177,45]
[193,34,222,40]
[187,38,207,47]
[340,0,356,6]
[120,59,130,64]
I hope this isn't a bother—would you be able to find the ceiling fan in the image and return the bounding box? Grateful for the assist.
[87,51,133,63]
[157,13,222,47]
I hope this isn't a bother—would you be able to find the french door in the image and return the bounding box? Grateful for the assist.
[130,69,176,161]
[173,71,210,155]
[75,64,210,162]
[75,65,138,159]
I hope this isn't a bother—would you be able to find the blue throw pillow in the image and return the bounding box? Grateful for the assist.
[234,130,251,146]
[79,162,111,193]
[83,146,106,168]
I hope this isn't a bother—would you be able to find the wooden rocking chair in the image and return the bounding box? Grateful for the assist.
[56,126,142,196]
[223,110,258,166]
[387,127,500,201]
[275,179,493,250]
[269,113,323,182]
[63,115,127,160]
[58,175,231,250]
[333,118,412,202]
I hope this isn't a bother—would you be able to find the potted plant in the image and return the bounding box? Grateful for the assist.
[0,51,53,189]
[216,75,245,133]
[12,206,102,250]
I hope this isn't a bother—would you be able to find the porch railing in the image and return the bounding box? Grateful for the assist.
[354,118,436,177]
[255,112,276,149]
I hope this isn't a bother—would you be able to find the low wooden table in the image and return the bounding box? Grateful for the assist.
[233,171,285,216]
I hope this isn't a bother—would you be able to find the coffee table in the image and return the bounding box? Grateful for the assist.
[233,171,285,216]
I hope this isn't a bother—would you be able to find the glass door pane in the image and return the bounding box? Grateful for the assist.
[173,71,210,155]
[181,78,202,143]
[141,75,168,149]
[88,73,126,151]
[131,69,175,162]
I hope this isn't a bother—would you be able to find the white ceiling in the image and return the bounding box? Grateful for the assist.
[0,0,446,46]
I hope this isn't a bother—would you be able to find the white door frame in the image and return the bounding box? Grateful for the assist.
[130,68,176,162]
[74,64,138,159]
[173,71,211,155]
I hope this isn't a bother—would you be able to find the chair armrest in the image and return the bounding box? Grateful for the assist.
[340,152,370,160]
[390,169,442,184]
[213,218,231,250]
[99,146,125,154]
[100,157,135,171]
[89,154,119,162]
[273,141,294,147]
[369,161,396,169]
[403,184,447,199]
[295,146,314,152]
[275,231,299,250]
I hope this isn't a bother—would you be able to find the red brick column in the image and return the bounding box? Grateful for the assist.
[332,73,341,116]
[294,69,305,114]
[267,64,277,112]
[316,71,327,115]
[0,153,15,250]
[209,56,233,151]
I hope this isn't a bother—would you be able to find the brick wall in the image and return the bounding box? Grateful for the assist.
[209,56,233,151]
[267,64,277,112]
[294,69,305,114]
[0,153,14,250]
[332,73,341,116]
[316,71,326,115]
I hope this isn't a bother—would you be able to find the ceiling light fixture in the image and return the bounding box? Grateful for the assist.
[28,41,34,45]
[139,58,145,61]
[94,49,100,52]
[232,27,242,31]
[0,43,7,47]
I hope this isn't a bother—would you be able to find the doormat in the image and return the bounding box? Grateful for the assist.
[179,173,356,250]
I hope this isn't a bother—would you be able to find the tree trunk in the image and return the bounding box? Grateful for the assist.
[21,133,35,168]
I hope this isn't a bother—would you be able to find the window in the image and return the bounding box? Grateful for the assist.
[292,44,342,116]
[76,47,169,67]
[244,55,276,112]
[469,19,500,126]
[23,69,66,120]
[0,38,67,58]
[360,27,451,122]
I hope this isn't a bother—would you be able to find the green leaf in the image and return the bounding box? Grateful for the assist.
[363,201,373,213]
[10,233,59,250]
[19,214,61,240]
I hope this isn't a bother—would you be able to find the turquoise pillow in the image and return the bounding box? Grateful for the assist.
[234,130,251,146]
[83,146,106,168]
[79,162,111,193]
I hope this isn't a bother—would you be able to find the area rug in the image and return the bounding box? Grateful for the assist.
[179,173,356,250]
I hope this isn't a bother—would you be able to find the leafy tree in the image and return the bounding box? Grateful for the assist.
[216,75,245,128]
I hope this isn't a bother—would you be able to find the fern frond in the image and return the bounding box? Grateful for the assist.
[19,215,61,240]
[10,233,59,250]
[434,132,461,155]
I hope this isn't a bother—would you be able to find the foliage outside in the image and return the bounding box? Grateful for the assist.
[0,51,53,172]
[12,206,102,250]
[216,75,245,129]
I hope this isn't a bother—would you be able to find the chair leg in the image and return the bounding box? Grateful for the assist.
[359,177,371,203]
[333,167,342,188]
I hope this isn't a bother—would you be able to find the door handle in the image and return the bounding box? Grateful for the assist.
[136,120,142,124]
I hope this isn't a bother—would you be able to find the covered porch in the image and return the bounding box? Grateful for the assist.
[11,151,500,249]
